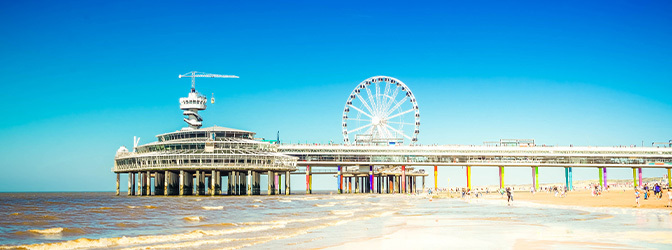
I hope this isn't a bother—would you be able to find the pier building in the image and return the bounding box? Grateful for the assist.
[113,72,298,196]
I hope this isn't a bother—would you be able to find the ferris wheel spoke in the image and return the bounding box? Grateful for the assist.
[383,124,412,140]
[387,121,414,125]
[375,125,386,138]
[387,108,415,120]
[385,96,408,117]
[355,95,375,115]
[382,126,393,139]
[348,123,373,134]
[375,81,382,115]
[384,86,400,113]
[382,84,391,114]
[348,118,371,122]
[365,87,377,115]
[348,105,374,119]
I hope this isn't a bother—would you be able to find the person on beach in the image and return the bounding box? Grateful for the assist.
[635,189,640,207]
[506,187,513,205]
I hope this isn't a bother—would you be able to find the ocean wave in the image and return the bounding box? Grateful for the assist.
[144,205,157,209]
[278,199,292,203]
[314,202,336,207]
[202,206,223,210]
[3,224,286,250]
[114,222,141,228]
[28,227,64,234]
[330,210,354,216]
[21,227,86,236]
[183,216,204,222]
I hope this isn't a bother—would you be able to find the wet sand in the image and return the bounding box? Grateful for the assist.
[497,189,672,209]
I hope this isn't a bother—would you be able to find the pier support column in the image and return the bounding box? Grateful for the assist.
[409,176,412,193]
[466,166,472,191]
[198,171,205,195]
[133,172,142,196]
[348,177,352,193]
[226,172,232,195]
[240,171,247,195]
[247,170,252,196]
[164,171,169,195]
[116,173,120,196]
[564,167,573,191]
[422,176,425,192]
[668,168,671,188]
[401,166,406,194]
[598,167,604,189]
[306,166,311,194]
[355,176,359,194]
[215,171,221,195]
[194,171,201,195]
[531,167,539,191]
[276,173,281,195]
[369,165,374,193]
[179,171,185,196]
[128,173,134,196]
[210,170,216,196]
[146,171,151,195]
[154,172,165,195]
[638,168,643,187]
[285,171,291,195]
[603,167,607,189]
[434,166,438,191]
[165,171,176,195]
[337,166,342,194]
[268,171,273,195]
[499,166,504,189]
[256,172,262,195]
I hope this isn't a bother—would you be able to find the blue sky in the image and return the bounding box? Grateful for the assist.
[1,0,671,191]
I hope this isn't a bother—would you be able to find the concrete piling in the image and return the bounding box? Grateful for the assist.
[128,173,134,196]
[285,171,290,195]
[116,173,120,196]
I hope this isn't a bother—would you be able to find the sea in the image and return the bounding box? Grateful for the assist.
[1,192,671,249]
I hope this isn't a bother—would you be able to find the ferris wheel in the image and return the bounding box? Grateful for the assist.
[342,76,420,145]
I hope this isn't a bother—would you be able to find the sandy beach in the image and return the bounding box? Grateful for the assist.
[486,189,672,209]
[324,190,672,249]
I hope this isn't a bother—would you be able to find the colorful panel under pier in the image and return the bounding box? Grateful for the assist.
[499,166,504,189]
[434,166,438,191]
[466,166,472,190]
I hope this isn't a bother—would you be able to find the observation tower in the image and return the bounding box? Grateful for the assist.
[178,71,238,129]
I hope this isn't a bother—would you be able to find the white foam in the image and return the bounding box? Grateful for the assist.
[202,206,223,210]
[28,227,63,234]
[183,216,203,222]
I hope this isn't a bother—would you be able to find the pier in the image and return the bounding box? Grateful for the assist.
[113,74,672,196]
